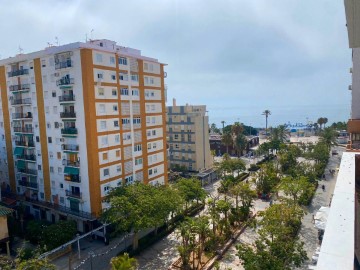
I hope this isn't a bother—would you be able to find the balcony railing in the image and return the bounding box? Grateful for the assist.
[61,128,78,135]
[56,77,74,86]
[18,180,38,189]
[64,174,81,183]
[65,160,80,167]
[65,190,82,199]
[13,127,33,133]
[11,98,32,106]
[8,69,29,77]
[18,168,37,176]
[59,95,75,102]
[16,154,36,161]
[9,84,30,92]
[60,112,76,118]
[15,141,35,147]
[12,112,32,119]
[55,60,73,70]
[62,144,79,151]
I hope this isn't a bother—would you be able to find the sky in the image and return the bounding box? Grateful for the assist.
[0,0,352,128]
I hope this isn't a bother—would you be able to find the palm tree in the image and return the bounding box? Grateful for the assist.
[271,125,288,143]
[222,132,233,154]
[319,127,337,150]
[317,117,325,130]
[231,122,244,137]
[262,110,271,135]
[221,120,226,131]
[323,117,328,128]
[110,253,138,270]
[234,134,247,157]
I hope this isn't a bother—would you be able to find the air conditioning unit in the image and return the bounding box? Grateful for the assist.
[349,85,352,90]
[164,72,167,78]
[350,67,353,73]
[60,138,65,142]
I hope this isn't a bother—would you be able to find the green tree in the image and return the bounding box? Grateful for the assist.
[319,127,337,150]
[279,176,315,205]
[262,110,271,135]
[221,132,233,154]
[175,178,207,210]
[177,218,196,269]
[255,162,280,195]
[231,122,244,137]
[41,220,77,250]
[234,134,247,157]
[216,199,232,232]
[110,253,138,270]
[271,125,288,143]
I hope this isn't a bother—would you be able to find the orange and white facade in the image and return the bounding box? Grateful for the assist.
[0,39,168,231]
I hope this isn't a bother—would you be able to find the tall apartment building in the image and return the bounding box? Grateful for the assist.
[0,39,168,231]
[316,1,360,269]
[166,99,213,172]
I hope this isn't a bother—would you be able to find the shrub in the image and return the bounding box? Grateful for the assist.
[41,221,77,251]
[25,220,49,244]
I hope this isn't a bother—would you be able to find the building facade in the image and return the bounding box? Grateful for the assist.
[167,100,213,172]
[0,39,168,231]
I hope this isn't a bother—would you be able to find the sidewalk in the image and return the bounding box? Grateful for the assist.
[297,146,343,269]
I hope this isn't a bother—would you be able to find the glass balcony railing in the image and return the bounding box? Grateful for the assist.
[56,77,74,86]
[62,144,79,151]
[12,112,32,119]
[13,127,33,133]
[18,168,37,176]
[61,128,78,135]
[59,95,75,102]
[8,69,29,77]
[55,60,73,70]
[18,180,38,189]
[11,98,32,106]
[65,160,80,167]
[65,190,82,199]
[60,112,76,118]
[64,174,81,183]
[16,154,36,161]
[15,141,35,147]
[9,84,30,92]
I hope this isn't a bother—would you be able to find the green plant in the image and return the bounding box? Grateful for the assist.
[41,220,77,250]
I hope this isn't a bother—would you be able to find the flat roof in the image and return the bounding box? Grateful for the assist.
[316,152,355,269]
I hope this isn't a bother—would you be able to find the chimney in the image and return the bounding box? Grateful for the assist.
[173,98,176,107]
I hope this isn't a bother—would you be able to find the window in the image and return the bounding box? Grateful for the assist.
[115,134,120,143]
[147,143,151,150]
[54,122,59,128]
[100,121,106,130]
[57,152,61,159]
[122,118,130,124]
[104,185,110,192]
[112,89,117,96]
[97,73,103,79]
[154,168,158,174]
[41,59,46,67]
[50,166,54,173]
[52,91,56,97]
[125,175,133,184]
[150,77,154,84]
[113,105,118,112]
[132,89,139,96]
[152,143,157,149]
[151,117,156,124]
[49,152,53,158]
[38,165,42,170]
[60,196,65,204]
[151,104,155,111]
[174,134,179,140]
[96,53,103,63]
[116,165,121,172]
[121,88,129,95]
[144,77,149,84]
[133,117,141,124]
[111,74,116,81]
[131,74,138,82]
[110,56,115,64]
[116,150,121,157]
[101,136,108,146]
[149,169,153,175]
[103,168,109,176]
[144,63,148,70]
[58,167,62,173]
[146,117,150,124]
[118,57,127,65]
[119,72,128,81]
[103,153,108,160]
[99,104,105,113]
[47,123,51,129]
[45,106,49,113]
[151,91,155,97]
[114,120,119,127]
[98,88,104,96]
[152,130,156,136]
[135,158,143,165]
[134,144,142,152]
[48,137,52,143]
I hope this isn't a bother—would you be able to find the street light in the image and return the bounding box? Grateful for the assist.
[89,251,95,270]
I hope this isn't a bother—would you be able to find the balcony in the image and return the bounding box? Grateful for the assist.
[17,154,36,162]
[8,69,29,77]
[64,174,81,183]
[59,95,75,103]
[62,144,79,152]
[60,112,76,119]
[65,160,80,167]
[11,98,32,106]
[18,180,38,189]
[65,190,82,199]
[13,127,33,134]
[9,84,30,92]
[347,119,360,134]
[56,77,74,86]
[18,168,37,176]
[61,128,78,136]
[12,112,32,120]
[55,60,73,70]
[15,140,35,147]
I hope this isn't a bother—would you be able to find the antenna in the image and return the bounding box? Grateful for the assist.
[18,46,23,54]
[85,33,88,42]
[55,36,59,46]
[90,29,94,40]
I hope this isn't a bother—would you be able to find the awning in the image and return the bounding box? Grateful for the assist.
[64,166,79,175]
[17,160,26,169]
[14,147,24,155]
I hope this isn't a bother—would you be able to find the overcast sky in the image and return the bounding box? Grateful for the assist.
[0,0,351,127]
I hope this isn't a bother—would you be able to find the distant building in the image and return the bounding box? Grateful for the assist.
[209,134,259,157]
[167,99,213,172]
